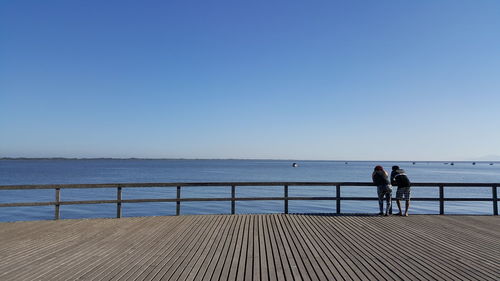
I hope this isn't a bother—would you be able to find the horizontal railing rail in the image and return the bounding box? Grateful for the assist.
[1,182,498,189]
[0,182,498,219]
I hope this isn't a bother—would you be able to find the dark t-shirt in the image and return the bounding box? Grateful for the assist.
[392,169,411,188]
[372,171,389,186]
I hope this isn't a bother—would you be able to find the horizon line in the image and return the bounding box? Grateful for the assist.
[1,157,498,163]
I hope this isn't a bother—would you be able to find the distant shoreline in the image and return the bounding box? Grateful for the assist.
[0,157,498,163]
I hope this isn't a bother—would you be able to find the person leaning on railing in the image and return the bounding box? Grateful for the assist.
[391,166,412,216]
[372,165,392,216]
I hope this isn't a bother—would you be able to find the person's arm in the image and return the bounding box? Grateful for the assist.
[394,174,402,186]
[390,171,397,185]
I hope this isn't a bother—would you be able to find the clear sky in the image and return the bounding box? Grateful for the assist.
[1,0,499,161]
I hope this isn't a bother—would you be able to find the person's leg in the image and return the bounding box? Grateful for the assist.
[396,187,403,215]
[385,192,392,215]
[377,186,384,215]
[404,187,411,216]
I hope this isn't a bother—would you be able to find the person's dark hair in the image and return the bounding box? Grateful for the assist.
[374,165,384,171]
[392,165,400,171]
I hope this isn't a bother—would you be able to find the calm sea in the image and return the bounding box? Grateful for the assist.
[1,159,499,222]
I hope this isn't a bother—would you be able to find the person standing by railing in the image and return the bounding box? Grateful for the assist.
[391,166,412,216]
[372,165,392,216]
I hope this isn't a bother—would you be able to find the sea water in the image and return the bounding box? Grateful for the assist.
[0,159,499,222]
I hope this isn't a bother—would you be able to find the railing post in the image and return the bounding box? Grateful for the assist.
[336,184,341,214]
[284,185,288,214]
[439,185,444,215]
[116,186,122,218]
[55,187,60,220]
[231,185,236,215]
[493,185,498,216]
[176,186,181,216]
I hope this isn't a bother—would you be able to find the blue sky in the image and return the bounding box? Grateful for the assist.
[1,0,499,160]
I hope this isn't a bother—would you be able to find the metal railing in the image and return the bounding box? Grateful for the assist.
[0,182,498,219]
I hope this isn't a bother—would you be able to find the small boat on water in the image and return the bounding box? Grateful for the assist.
[450,162,454,166]
[412,162,416,165]
[292,163,298,167]
[472,162,476,165]
[490,163,494,166]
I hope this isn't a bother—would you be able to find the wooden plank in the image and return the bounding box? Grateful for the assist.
[0,215,499,281]
[193,215,238,281]
[278,215,323,280]
[284,215,354,281]
[46,217,166,281]
[48,217,173,281]
[3,218,147,280]
[235,215,250,281]
[286,215,348,281]
[400,216,500,280]
[244,214,255,281]
[342,216,458,281]
[183,215,231,281]
[210,215,242,281]
[62,216,181,281]
[315,216,401,281]
[261,214,277,281]
[109,216,200,281]
[218,215,247,281]
[73,217,175,280]
[362,216,497,280]
[423,216,500,255]
[265,215,286,281]
[251,214,261,281]
[0,219,123,279]
[130,216,207,281]
[332,216,432,281]
[274,214,313,281]
[271,214,302,281]
[0,219,87,254]
[227,215,248,281]
[150,216,220,281]
[258,215,269,281]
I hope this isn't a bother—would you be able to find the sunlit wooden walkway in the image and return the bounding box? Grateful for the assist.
[0,214,498,280]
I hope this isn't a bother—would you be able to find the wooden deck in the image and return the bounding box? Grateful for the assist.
[0,215,498,280]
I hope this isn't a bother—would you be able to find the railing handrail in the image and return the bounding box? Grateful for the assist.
[0,182,498,219]
[1,181,499,190]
